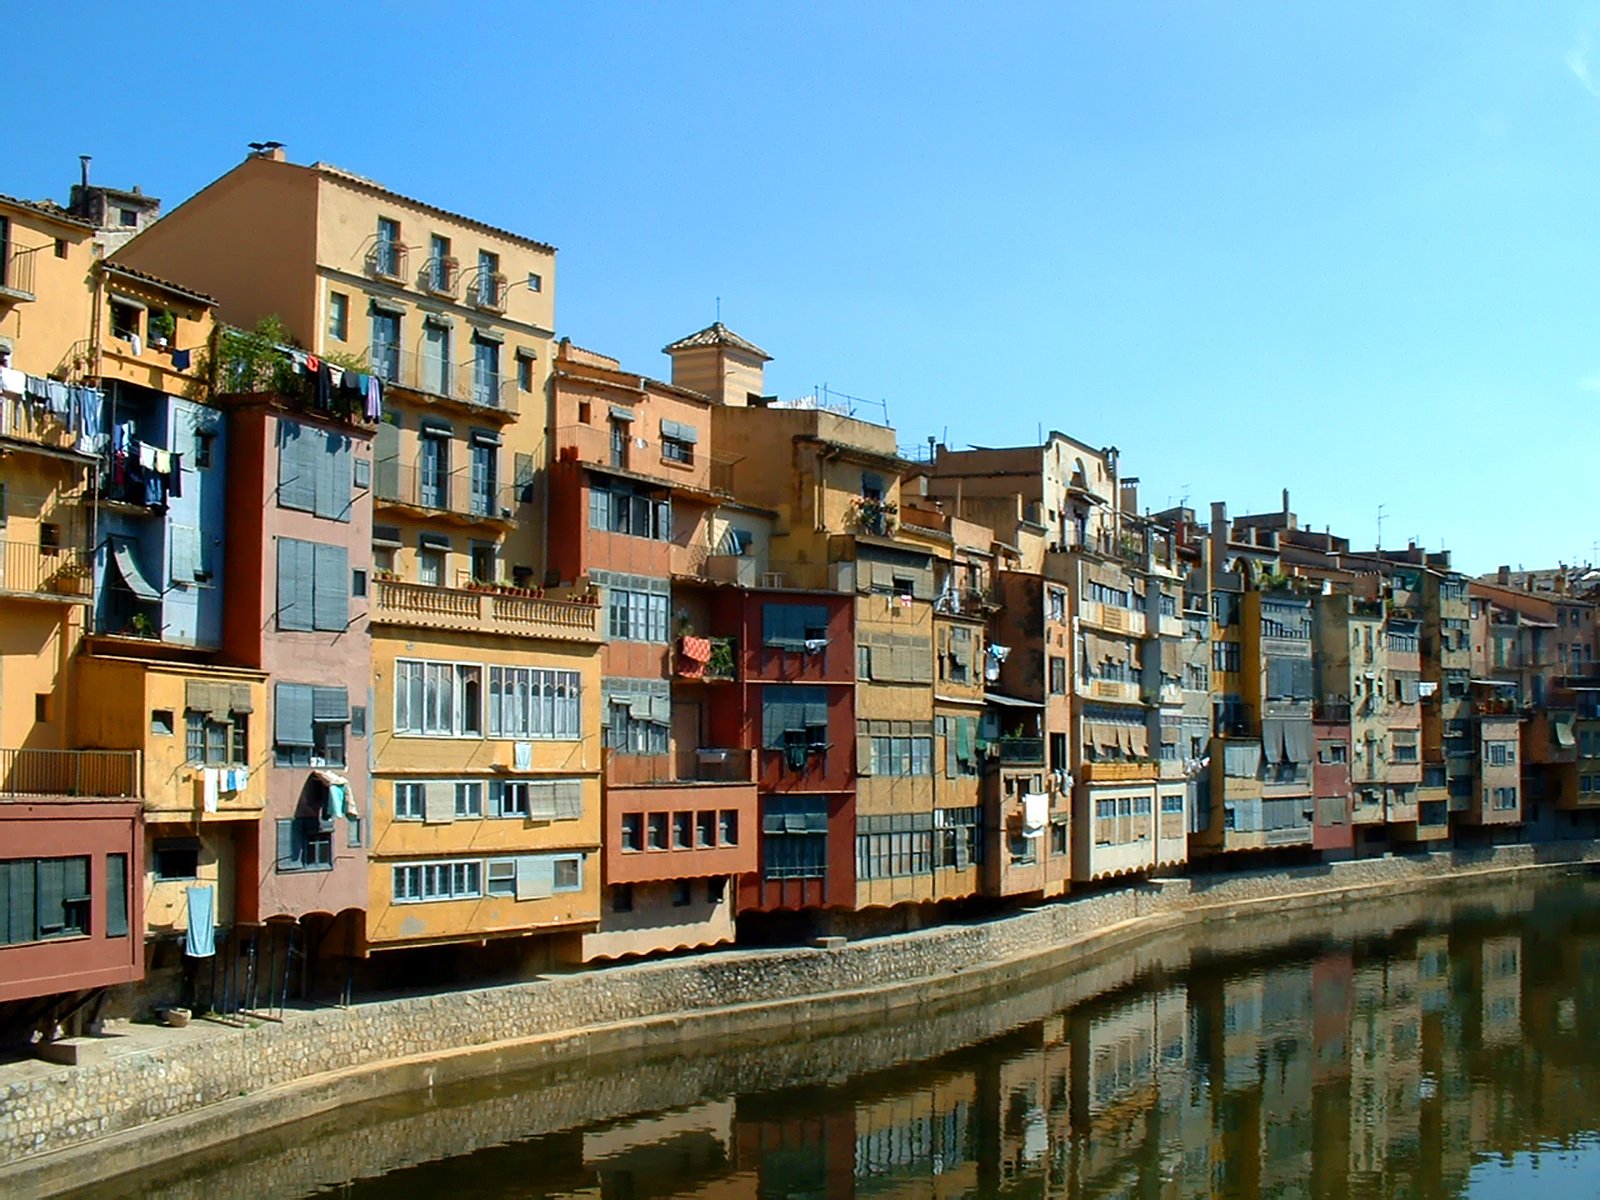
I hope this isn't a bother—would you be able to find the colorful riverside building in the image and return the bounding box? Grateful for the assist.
[115,148,606,972]
[0,194,144,1017]
[928,436,1190,888]
[545,337,758,959]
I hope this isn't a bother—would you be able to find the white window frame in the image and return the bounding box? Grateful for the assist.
[392,859,483,904]
[486,857,516,896]
[552,855,583,892]
[487,665,582,740]
[394,658,484,738]
[394,781,425,821]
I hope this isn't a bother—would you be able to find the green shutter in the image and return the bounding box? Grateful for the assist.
[374,421,399,500]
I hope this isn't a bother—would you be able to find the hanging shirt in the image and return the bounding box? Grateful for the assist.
[0,367,24,397]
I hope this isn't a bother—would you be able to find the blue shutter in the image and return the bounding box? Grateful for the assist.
[374,421,399,499]
[277,539,313,632]
[314,434,353,522]
[312,686,349,722]
[275,683,315,747]
[277,422,315,512]
[312,542,349,631]
[488,780,504,818]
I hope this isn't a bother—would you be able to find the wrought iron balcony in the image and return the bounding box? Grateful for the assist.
[997,736,1046,765]
[374,462,518,523]
[366,241,409,281]
[419,255,460,297]
[0,747,141,799]
[472,272,509,312]
[368,345,518,416]
[0,244,39,303]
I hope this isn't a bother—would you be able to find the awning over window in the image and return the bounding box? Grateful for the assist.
[110,536,160,600]
[986,691,1043,709]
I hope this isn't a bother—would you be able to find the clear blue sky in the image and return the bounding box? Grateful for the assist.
[11,2,1598,573]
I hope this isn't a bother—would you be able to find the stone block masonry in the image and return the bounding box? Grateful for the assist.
[3,841,1598,1196]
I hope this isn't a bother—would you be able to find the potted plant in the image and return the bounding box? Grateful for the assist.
[150,310,177,350]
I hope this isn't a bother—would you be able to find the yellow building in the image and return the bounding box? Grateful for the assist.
[366,588,604,961]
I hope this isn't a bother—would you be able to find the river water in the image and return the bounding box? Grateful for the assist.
[66,871,1600,1199]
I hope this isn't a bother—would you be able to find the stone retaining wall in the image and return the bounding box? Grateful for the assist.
[3,841,1597,1195]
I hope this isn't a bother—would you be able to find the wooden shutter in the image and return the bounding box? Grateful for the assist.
[275,819,297,870]
[312,686,349,723]
[274,683,314,747]
[5,861,35,944]
[422,781,455,825]
[312,542,350,631]
[374,420,399,499]
[276,539,314,632]
[515,856,553,900]
[554,780,583,820]
[313,435,352,522]
[277,422,315,511]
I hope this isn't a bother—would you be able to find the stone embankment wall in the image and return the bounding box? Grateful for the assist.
[3,841,1596,1196]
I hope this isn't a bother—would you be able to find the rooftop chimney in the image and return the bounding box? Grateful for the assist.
[1497,565,1510,585]
[79,155,90,191]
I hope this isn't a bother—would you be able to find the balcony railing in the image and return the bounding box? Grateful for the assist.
[675,635,738,682]
[419,255,460,297]
[0,542,92,601]
[0,747,141,799]
[997,736,1046,765]
[471,272,509,312]
[375,462,519,522]
[369,346,519,416]
[632,748,758,786]
[371,578,602,642]
[366,241,409,281]
[1,244,39,301]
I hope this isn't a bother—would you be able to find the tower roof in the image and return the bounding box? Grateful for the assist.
[661,322,771,362]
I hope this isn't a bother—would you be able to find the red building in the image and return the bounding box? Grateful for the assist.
[0,768,144,1013]
[547,342,761,960]
[220,388,373,969]
[1312,711,1353,854]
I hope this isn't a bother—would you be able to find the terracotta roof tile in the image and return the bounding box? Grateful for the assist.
[661,322,771,361]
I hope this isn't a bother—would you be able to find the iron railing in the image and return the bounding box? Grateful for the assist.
[419,255,459,297]
[374,462,519,521]
[0,747,141,799]
[366,241,409,280]
[2,244,39,298]
[368,345,519,415]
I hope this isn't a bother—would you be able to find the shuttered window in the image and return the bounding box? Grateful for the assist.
[278,420,353,520]
[277,538,349,632]
[762,685,830,750]
[0,857,90,944]
[274,683,348,767]
[106,854,129,937]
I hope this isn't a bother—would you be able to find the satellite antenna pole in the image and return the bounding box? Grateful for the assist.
[1376,504,1387,550]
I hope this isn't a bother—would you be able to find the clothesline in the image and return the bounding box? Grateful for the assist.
[0,366,105,455]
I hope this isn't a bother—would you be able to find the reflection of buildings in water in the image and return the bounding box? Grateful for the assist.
[1478,934,1524,1047]
[1258,963,1316,1192]
[852,1075,981,1198]
[993,1014,1070,1191]
[579,1101,738,1197]
[1070,987,1161,1193]
[1347,958,1422,1180]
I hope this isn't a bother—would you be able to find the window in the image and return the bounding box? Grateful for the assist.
[276,819,333,872]
[1318,741,1349,764]
[0,857,91,944]
[328,292,349,342]
[1162,794,1185,814]
[186,710,247,766]
[648,813,668,850]
[1051,821,1069,856]
[455,781,484,819]
[153,839,200,881]
[869,736,933,776]
[696,811,716,848]
[418,547,444,587]
[608,584,671,643]
[672,880,693,906]
[762,685,830,755]
[476,249,501,307]
[856,820,934,880]
[762,603,830,649]
[394,660,484,737]
[374,217,402,276]
[195,432,214,468]
[277,422,355,521]
[272,683,349,767]
[1492,786,1519,811]
[486,858,516,897]
[109,299,141,341]
[528,271,543,293]
[472,336,501,407]
[672,812,692,849]
[588,480,672,542]
[552,856,581,892]
[370,308,401,381]
[611,883,633,913]
[106,854,129,938]
[1049,656,1067,695]
[1213,641,1242,673]
[392,860,482,903]
[762,797,829,880]
[660,418,698,465]
[610,417,629,469]
[1487,741,1516,766]
[719,809,739,845]
[708,876,727,904]
[606,701,669,755]
[352,568,368,599]
[517,353,535,392]
[428,234,452,290]
[54,237,68,259]
[621,813,643,852]
[151,709,174,736]
[1048,589,1066,622]
[395,782,424,821]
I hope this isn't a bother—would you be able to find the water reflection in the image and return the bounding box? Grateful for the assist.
[70,874,1600,1199]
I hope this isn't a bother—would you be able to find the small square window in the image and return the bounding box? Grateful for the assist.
[328,292,349,342]
[552,857,581,891]
[35,693,50,723]
[695,811,715,848]
[528,272,542,292]
[110,300,140,341]
[518,355,535,392]
[54,238,68,259]
[151,709,175,736]
[486,858,516,897]
[195,433,214,468]
[119,208,139,228]
[672,812,692,849]
[353,457,371,489]
[719,810,738,845]
[351,706,368,739]
[578,401,592,425]
[621,813,643,852]
[352,569,368,598]
[647,812,668,850]
[154,838,200,881]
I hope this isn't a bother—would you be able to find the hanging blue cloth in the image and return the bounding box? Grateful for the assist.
[185,884,216,958]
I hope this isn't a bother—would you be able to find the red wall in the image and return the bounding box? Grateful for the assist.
[1312,719,1352,853]
[0,802,144,1003]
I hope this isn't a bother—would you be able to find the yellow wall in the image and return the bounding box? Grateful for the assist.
[0,202,97,379]
[144,828,237,933]
[367,626,602,947]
